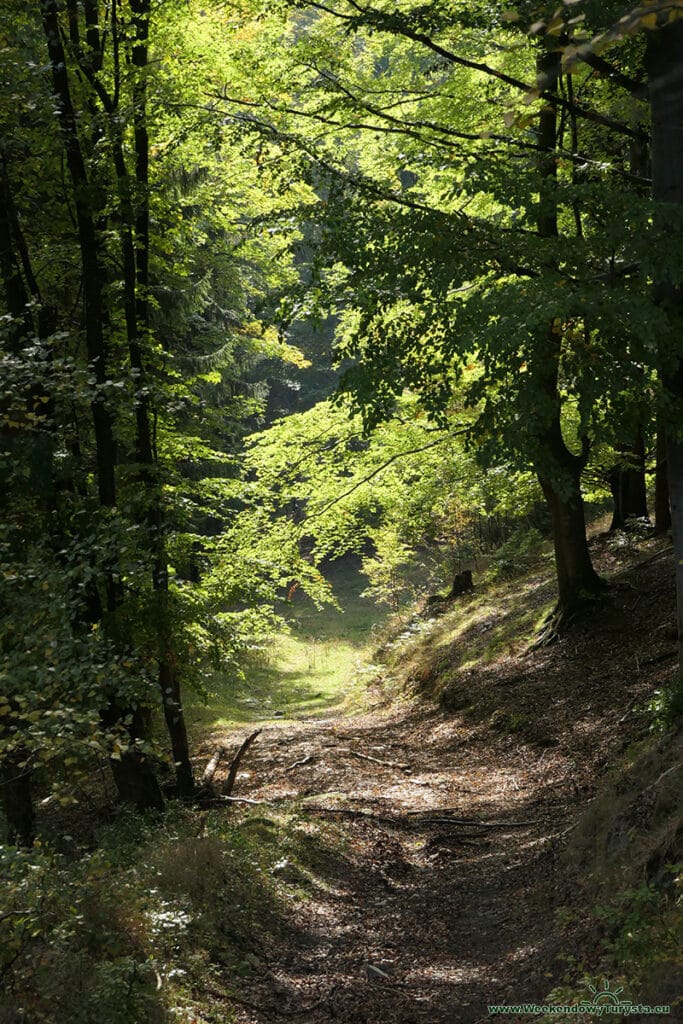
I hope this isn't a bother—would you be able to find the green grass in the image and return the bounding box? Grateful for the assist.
[186,558,389,737]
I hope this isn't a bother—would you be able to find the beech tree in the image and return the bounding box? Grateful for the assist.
[645,8,683,668]
[220,0,665,628]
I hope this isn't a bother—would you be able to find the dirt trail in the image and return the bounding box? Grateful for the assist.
[203,545,677,1022]
[209,704,585,1023]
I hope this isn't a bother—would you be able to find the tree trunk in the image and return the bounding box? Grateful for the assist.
[538,449,603,614]
[668,441,683,668]
[0,167,38,845]
[127,0,195,797]
[42,0,164,810]
[608,430,649,531]
[0,755,35,847]
[41,0,118,512]
[647,22,683,670]
[655,420,672,535]
[533,44,601,620]
[100,704,164,811]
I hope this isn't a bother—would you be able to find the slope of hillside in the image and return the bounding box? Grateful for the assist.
[2,532,680,1024]
[178,530,681,1022]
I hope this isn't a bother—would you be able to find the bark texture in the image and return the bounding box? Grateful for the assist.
[647,23,683,670]
[534,45,602,618]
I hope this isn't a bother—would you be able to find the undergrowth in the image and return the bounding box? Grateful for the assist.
[544,873,682,1021]
[0,803,349,1024]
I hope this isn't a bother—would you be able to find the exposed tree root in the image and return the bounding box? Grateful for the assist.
[529,585,607,651]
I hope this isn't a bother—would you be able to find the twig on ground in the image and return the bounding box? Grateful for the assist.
[639,650,677,667]
[201,795,270,807]
[199,984,328,1017]
[336,747,411,770]
[418,817,537,829]
[650,763,682,789]
[407,808,480,818]
[406,810,539,828]
[285,754,315,771]
[610,544,673,580]
[301,806,524,835]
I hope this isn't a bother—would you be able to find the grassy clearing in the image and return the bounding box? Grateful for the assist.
[186,558,389,738]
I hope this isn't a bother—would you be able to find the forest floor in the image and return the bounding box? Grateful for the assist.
[188,534,682,1024]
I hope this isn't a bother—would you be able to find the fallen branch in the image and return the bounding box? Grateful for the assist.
[337,747,411,770]
[0,909,34,924]
[611,545,673,579]
[428,834,488,845]
[223,729,262,797]
[407,808,477,817]
[303,807,490,835]
[651,763,682,789]
[418,817,538,829]
[406,810,538,829]
[285,754,314,772]
[639,650,677,667]
[199,984,327,1017]
[201,795,271,807]
[201,745,227,788]
[303,806,402,825]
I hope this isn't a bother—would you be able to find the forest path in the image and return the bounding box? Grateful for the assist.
[195,544,676,1021]
[204,700,581,1023]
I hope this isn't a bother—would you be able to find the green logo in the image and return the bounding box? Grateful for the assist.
[486,976,672,1016]
[580,980,632,1011]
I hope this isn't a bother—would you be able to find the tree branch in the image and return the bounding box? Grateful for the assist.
[300,0,647,141]
[305,433,456,521]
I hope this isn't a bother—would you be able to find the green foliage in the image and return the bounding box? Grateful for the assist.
[593,874,682,971]
[0,840,165,1024]
[546,871,682,1020]
[245,391,544,604]
[646,676,683,731]
[0,0,325,810]
[487,526,547,580]
[0,799,360,1024]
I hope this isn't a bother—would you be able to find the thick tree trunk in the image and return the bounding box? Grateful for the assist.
[655,420,672,535]
[538,456,603,613]
[533,45,601,620]
[647,23,683,670]
[100,704,164,812]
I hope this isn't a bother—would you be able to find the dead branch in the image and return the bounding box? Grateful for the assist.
[285,754,315,771]
[650,763,682,789]
[407,808,478,817]
[417,818,538,829]
[303,806,486,835]
[223,729,262,797]
[198,795,271,808]
[406,810,539,829]
[639,650,677,667]
[336,747,411,770]
[201,745,227,788]
[611,544,673,579]
[198,984,327,1017]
